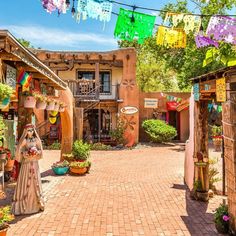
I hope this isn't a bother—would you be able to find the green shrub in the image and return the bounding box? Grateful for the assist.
[142,119,177,143]
[72,140,90,161]
[214,204,229,233]
[91,142,112,150]
[109,118,125,144]
[49,141,61,150]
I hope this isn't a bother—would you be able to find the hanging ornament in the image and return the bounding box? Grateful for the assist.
[156,26,186,48]
[206,16,236,44]
[195,34,219,48]
[76,0,87,22]
[193,83,200,101]
[114,8,156,44]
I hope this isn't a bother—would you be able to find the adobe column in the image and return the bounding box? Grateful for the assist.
[118,49,139,146]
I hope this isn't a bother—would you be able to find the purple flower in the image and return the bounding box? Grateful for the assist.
[223,215,230,222]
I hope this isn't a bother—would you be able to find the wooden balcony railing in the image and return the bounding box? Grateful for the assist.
[67,80,99,100]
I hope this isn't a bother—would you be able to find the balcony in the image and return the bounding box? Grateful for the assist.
[67,80,118,101]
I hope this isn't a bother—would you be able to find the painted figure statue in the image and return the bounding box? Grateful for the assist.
[12,124,44,215]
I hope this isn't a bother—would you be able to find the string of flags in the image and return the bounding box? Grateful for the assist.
[160,93,182,102]
[41,0,236,50]
[208,103,222,113]
[17,69,32,91]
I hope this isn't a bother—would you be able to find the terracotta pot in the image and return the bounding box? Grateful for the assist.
[5,159,15,171]
[53,103,60,111]
[70,167,87,175]
[36,100,47,110]
[0,227,8,236]
[46,102,55,111]
[59,106,65,112]
[24,96,36,108]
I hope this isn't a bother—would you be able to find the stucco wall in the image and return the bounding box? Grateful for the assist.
[180,109,190,141]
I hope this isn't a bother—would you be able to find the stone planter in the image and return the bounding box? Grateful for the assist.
[196,191,209,202]
[46,102,55,111]
[24,96,36,108]
[36,100,47,110]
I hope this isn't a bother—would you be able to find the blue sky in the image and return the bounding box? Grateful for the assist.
[0,1,233,51]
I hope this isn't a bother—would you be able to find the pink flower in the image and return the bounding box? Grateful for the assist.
[223,215,230,222]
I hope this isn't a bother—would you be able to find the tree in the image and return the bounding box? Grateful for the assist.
[119,0,236,91]
[17,38,34,48]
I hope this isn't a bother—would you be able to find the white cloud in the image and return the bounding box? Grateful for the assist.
[0,24,118,50]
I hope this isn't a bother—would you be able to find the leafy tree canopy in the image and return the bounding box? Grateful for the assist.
[17,38,34,48]
[119,0,236,91]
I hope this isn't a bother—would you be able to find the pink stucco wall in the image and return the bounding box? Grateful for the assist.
[184,91,194,190]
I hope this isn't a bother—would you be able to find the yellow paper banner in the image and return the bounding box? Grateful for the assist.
[156,26,186,48]
[216,78,226,102]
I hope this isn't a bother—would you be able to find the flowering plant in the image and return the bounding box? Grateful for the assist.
[52,160,69,168]
[214,204,230,233]
[69,160,90,169]
[0,205,14,230]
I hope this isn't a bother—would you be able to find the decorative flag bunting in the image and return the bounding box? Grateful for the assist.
[114,8,156,44]
[206,16,236,44]
[42,0,67,14]
[195,35,219,48]
[157,26,186,48]
[216,78,226,102]
[17,69,32,88]
[76,0,87,21]
[193,83,200,101]
[164,13,201,34]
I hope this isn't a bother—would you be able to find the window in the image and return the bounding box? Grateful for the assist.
[100,72,111,94]
[77,70,111,94]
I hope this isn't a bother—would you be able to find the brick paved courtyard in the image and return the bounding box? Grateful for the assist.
[3,145,226,236]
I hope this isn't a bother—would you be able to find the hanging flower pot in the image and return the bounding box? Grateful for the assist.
[36,100,47,110]
[59,106,65,112]
[53,102,60,111]
[24,96,36,108]
[46,100,55,111]
[0,97,10,109]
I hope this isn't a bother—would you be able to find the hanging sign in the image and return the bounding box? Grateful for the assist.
[6,65,16,89]
[216,78,226,102]
[193,83,200,101]
[144,98,158,108]
[120,106,138,115]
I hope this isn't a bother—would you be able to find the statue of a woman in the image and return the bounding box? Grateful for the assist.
[12,124,44,215]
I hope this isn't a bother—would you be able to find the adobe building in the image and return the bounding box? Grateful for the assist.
[34,48,139,146]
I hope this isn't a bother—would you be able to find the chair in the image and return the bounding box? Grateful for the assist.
[0,159,7,191]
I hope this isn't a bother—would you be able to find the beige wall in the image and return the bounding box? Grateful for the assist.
[180,109,190,141]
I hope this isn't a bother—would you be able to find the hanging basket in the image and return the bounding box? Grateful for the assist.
[36,100,47,110]
[0,97,10,109]
[24,96,36,108]
[59,106,65,112]
[46,102,55,111]
[54,103,60,111]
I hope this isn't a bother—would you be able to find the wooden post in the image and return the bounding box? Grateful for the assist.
[98,103,101,142]
[74,108,83,140]
[95,62,100,100]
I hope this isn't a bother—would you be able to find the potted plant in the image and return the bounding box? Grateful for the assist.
[193,179,209,202]
[34,93,47,110]
[4,149,14,172]
[69,160,90,175]
[0,205,14,236]
[211,125,222,152]
[0,83,13,109]
[51,160,69,175]
[214,204,230,234]
[46,98,55,111]
[59,102,66,112]
[72,140,90,161]
[23,91,36,108]
[62,153,75,162]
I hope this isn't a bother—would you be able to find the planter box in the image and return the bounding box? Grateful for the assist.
[24,96,36,108]
[52,166,69,175]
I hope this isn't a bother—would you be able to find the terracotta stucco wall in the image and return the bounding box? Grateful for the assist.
[180,109,190,141]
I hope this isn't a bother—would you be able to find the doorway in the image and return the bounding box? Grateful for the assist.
[168,111,180,140]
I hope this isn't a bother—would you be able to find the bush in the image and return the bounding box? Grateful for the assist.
[109,118,125,144]
[72,140,90,161]
[214,204,229,233]
[49,141,61,150]
[90,142,112,150]
[142,119,177,143]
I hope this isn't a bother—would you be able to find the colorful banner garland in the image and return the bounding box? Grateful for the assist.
[156,26,186,48]
[114,8,156,44]
[216,78,226,102]
[17,69,32,88]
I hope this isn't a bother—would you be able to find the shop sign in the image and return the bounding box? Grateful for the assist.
[120,106,138,115]
[144,98,158,108]
[6,65,16,89]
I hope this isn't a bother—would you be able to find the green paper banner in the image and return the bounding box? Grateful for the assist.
[114,8,156,44]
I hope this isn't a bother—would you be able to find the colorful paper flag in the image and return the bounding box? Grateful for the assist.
[216,78,226,102]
